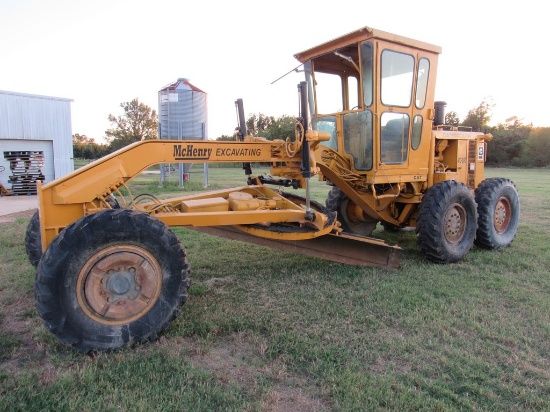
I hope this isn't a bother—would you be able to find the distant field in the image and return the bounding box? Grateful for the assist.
[0,167,548,411]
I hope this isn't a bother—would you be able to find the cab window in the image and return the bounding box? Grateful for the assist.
[313,72,342,114]
[415,58,430,109]
[313,116,337,151]
[411,115,423,150]
[380,112,410,164]
[361,41,373,107]
[344,110,373,170]
[381,50,415,107]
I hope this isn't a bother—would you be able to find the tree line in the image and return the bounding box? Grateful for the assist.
[446,100,550,167]
[74,98,550,168]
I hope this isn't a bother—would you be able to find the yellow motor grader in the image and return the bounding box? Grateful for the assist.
[0,166,12,196]
[25,26,519,352]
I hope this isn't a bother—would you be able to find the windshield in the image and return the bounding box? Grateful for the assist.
[313,116,337,150]
[305,43,363,115]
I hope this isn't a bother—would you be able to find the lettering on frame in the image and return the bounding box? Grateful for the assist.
[173,144,263,160]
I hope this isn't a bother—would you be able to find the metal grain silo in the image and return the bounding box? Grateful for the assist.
[158,78,208,185]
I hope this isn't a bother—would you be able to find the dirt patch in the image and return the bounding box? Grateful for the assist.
[151,333,330,412]
[204,276,236,288]
[0,288,57,383]
[0,211,57,381]
[0,209,35,224]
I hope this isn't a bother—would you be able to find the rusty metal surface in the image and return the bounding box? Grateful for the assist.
[188,226,401,269]
[76,245,162,325]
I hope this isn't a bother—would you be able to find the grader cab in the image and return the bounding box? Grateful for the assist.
[296,26,519,263]
[26,26,519,352]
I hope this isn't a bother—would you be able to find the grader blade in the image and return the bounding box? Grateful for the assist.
[188,226,402,269]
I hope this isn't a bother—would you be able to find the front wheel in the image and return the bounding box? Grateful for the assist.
[35,209,190,353]
[25,211,42,267]
[474,178,520,249]
[326,187,378,236]
[416,181,478,263]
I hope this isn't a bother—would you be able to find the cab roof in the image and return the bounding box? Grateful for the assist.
[294,26,442,63]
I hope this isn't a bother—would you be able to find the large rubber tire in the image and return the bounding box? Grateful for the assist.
[25,211,42,267]
[35,209,190,353]
[416,181,478,263]
[474,178,520,249]
[326,187,378,236]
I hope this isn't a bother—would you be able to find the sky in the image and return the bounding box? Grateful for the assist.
[0,0,547,143]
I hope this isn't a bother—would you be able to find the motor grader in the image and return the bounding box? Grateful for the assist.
[0,166,12,196]
[25,26,519,352]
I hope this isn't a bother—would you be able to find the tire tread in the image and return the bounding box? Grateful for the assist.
[35,209,190,352]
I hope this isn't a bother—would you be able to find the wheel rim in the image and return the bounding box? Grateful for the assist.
[494,197,512,234]
[444,203,467,244]
[342,199,378,232]
[345,201,365,224]
[76,245,162,325]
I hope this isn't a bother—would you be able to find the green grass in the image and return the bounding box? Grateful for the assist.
[1,167,549,411]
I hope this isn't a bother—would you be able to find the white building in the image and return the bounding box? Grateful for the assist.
[0,90,73,193]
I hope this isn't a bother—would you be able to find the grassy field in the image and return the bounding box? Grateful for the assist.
[0,166,549,411]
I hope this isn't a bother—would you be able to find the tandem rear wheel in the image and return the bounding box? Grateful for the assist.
[474,178,520,249]
[35,209,190,353]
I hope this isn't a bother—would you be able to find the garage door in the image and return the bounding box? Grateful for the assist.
[0,139,54,192]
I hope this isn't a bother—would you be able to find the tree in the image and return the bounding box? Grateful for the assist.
[72,133,95,144]
[445,111,460,127]
[73,133,110,160]
[246,113,275,136]
[520,127,550,167]
[461,99,494,131]
[264,115,297,141]
[73,133,110,159]
[105,99,158,151]
[245,113,297,141]
[486,116,531,166]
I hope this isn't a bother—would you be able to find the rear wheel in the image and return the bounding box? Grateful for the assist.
[35,209,190,353]
[416,181,477,263]
[474,178,520,249]
[25,211,42,267]
[326,187,378,236]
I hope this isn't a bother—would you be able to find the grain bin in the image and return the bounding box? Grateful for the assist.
[158,78,207,186]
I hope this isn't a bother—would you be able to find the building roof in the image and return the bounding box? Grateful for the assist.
[0,89,73,102]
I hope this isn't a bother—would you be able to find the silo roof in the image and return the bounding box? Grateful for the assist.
[159,78,205,93]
